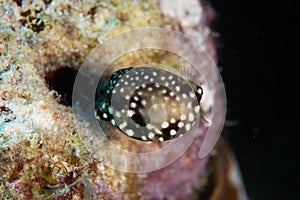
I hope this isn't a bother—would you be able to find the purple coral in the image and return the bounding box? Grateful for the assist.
[91,182,122,200]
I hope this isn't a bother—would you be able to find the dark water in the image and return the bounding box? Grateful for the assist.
[209,0,298,199]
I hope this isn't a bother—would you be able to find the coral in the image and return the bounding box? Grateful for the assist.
[0,0,225,199]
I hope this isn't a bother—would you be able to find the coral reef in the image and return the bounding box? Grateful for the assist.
[0,0,234,199]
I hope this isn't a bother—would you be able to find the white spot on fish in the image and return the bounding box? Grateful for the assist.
[180,114,187,121]
[126,129,134,136]
[189,113,194,121]
[115,111,121,118]
[133,96,139,101]
[185,123,191,131]
[161,122,169,129]
[130,102,137,108]
[194,105,200,113]
[148,132,155,139]
[141,135,147,140]
[170,118,176,123]
[127,110,135,117]
[178,121,184,128]
[170,129,177,136]
[119,122,127,129]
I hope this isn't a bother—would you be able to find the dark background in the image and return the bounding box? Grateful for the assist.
[208,0,298,199]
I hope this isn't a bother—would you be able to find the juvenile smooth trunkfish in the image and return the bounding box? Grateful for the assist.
[95,67,203,142]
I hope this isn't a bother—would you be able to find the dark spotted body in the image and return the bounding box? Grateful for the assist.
[95,67,203,142]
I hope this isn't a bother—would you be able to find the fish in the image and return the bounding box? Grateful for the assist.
[95,67,203,142]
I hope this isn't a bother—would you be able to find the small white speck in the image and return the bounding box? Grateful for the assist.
[159,137,164,142]
[125,95,130,100]
[170,129,177,136]
[126,129,134,136]
[161,122,169,129]
[154,128,162,134]
[190,92,196,98]
[129,113,140,123]
[131,82,136,86]
[187,102,192,108]
[189,113,194,121]
[170,118,176,123]
[148,87,153,91]
[142,83,146,88]
[115,111,121,118]
[127,110,135,117]
[175,86,180,91]
[165,82,169,87]
[168,75,173,80]
[116,83,120,87]
[111,119,116,125]
[176,96,180,101]
[120,88,124,93]
[180,114,187,121]
[108,107,113,114]
[125,74,130,78]
[148,132,155,139]
[130,102,137,108]
[138,91,143,95]
[155,83,160,88]
[135,77,139,81]
[130,77,134,81]
[178,122,184,128]
[112,89,116,94]
[169,91,175,96]
[144,75,149,79]
[103,113,108,119]
[119,122,127,129]
[134,96,139,101]
[162,89,167,94]
[141,99,147,106]
[194,105,200,113]
[124,81,128,85]
[164,97,170,101]
[171,80,176,85]
[185,123,191,131]
[141,135,147,140]
[182,93,187,99]
[153,71,157,76]
[146,124,152,130]
[161,76,166,81]
[150,78,154,82]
